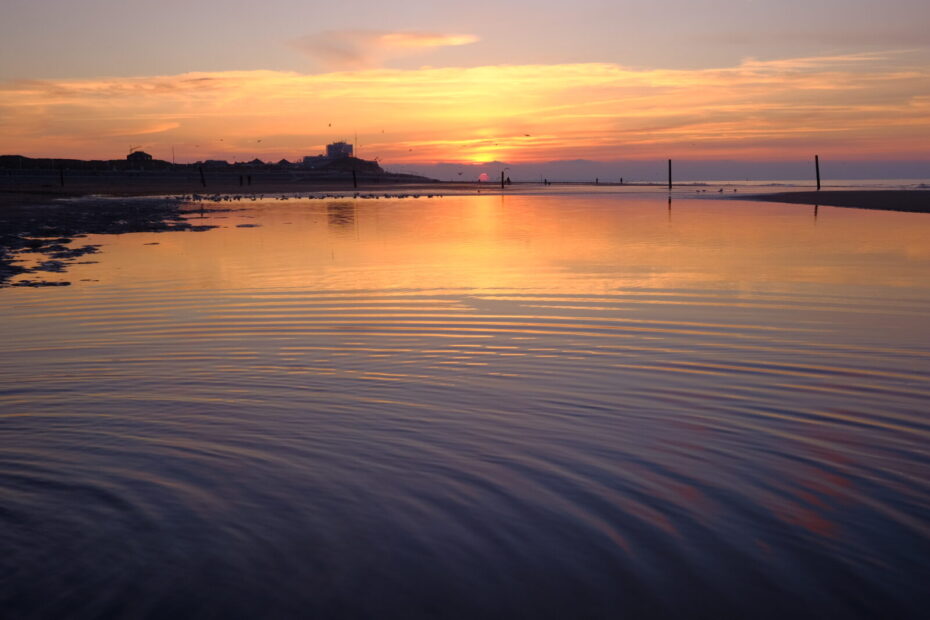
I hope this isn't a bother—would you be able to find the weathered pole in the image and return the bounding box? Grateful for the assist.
[199,166,206,188]
[815,155,821,191]
[668,159,672,191]
[501,171,505,189]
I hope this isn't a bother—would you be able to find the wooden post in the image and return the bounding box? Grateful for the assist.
[352,169,358,189]
[501,171,505,189]
[199,166,206,188]
[815,155,821,191]
[668,159,672,191]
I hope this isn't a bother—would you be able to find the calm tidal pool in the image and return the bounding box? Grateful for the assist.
[2,193,929,618]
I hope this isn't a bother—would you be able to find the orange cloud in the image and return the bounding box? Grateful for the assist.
[1,52,928,164]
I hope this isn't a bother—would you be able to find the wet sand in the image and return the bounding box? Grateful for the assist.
[0,197,219,286]
[745,190,930,213]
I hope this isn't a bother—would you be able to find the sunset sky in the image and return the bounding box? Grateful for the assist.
[2,0,929,174]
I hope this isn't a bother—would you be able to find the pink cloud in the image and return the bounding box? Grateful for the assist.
[292,30,479,70]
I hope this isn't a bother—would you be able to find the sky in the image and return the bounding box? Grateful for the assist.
[1,0,929,178]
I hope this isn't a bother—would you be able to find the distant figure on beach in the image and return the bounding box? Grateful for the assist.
[506,177,512,185]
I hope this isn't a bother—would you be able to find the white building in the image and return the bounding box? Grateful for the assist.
[326,141,353,159]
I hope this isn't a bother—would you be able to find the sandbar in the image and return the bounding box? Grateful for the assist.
[744,190,930,213]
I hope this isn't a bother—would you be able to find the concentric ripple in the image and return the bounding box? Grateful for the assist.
[1,195,929,618]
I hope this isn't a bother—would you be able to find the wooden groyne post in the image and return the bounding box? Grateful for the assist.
[668,159,672,191]
[815,155,821,191]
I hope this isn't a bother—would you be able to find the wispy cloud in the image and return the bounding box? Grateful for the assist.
[1,52,928,163]
[291,30,479,70]
[697,28,930,49]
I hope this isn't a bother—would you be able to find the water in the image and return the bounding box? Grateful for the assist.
[2,193,929,618]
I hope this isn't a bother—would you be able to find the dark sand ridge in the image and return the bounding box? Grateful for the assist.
[742,190,930,213]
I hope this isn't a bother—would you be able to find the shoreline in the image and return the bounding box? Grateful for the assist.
[4,182,929,212]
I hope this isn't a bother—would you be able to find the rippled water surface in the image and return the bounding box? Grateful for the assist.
[2,194,929,618]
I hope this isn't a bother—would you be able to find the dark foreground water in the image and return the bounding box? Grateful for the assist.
[2,193,929,618]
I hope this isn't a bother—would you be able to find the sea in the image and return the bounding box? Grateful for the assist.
[1,187,928,618]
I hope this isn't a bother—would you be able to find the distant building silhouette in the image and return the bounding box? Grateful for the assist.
[302,155,326,168]
[126,151,153,163]
[326,141,353,159]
